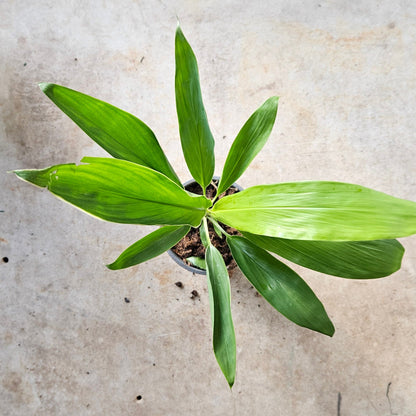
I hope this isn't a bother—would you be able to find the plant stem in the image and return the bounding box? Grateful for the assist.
[210,180,218,192]
[210,180,218,203]
[201,217,210,247]
[208,217,230,236]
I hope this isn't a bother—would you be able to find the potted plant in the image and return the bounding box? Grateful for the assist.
[13,25,416,387]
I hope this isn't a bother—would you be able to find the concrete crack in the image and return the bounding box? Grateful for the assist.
[337,392,342,416]
[386,382,398,415]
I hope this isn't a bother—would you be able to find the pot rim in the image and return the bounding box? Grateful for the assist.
[168,176,243,274]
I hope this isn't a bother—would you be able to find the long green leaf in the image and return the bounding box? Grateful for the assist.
[217,96,279,195]
[107,225,190,270]
[206,244,236,387]
[175,26,215,190]
[227,236,334,336]
[242,232,404,279]
[39,83,181,186]
[14,157,210,226]
[211,181,416,241]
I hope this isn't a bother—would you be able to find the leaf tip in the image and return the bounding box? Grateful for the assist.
[106,260,123,270]
[265,95,279,110]
[38,82,54,94]
[325,322,335,337]
[12,169,24,178]
[175,23,183,38]
[12,168,49,188]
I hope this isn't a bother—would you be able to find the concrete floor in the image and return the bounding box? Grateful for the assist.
[2,1,416,415]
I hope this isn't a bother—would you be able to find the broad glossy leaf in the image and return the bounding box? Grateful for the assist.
[242,232,404,279]
[217,96,279,195]
[39,83,181,186]
[14,157,210,226]
[227,236,334,336]
[212,181,416,241]
[206,244,236,387]
[107,225,190,270]
[175,26,215,190]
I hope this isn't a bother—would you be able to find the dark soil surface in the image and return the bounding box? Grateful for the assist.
[170,180,240,271]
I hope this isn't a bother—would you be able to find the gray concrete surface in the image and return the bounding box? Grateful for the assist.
[2,1,416,415]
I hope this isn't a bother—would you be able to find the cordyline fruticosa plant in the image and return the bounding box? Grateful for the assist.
[13,26,416,387]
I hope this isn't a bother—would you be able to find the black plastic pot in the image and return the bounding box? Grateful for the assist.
[168,177,243,274]
[167,247,207,275]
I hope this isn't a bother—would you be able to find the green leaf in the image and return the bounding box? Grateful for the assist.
[200,217,210,248]
[206,244,236,387]
[14,157,210,227]
[39,83,181,186]
[227,236,334,336]
[242,232,404,279]
[217,96,279,195]
[175,26,215,190]
[186,256,207,270]
[107,225,190,270]
[211,181,416,241]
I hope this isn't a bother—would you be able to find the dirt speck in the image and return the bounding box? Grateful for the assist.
[190,290,200,300]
